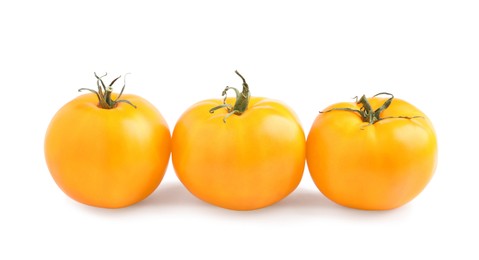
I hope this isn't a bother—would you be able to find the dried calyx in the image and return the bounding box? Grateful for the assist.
[79,72,136,109]
[321,92,422,127]
[209,70,251,123]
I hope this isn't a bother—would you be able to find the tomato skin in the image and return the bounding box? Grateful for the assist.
[172,97,305,210]
[306,97,437,210]
[44,93,171,208]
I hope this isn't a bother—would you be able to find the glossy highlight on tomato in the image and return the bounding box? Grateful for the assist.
[44,74,171,208]
[172,71,305,210]
[306,93,437,210]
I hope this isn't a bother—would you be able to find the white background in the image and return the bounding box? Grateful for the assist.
[1,0,478,259]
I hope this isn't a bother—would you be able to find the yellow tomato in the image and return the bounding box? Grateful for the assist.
[45,74,171,208]
[306,93,437,210]
[172,71,305,210]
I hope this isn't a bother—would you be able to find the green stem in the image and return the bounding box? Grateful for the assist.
[79,73,136,109]
[209,70,251,123]
[321,92,422,127]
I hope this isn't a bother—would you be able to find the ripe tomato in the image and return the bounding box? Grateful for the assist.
[44,74,171,208]
[306,93,437,210]
[172,71,305,210]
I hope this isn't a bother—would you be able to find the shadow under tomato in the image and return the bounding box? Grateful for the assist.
[137,182,207,209]
[274,189,336,209]
[134,182,249,217]
[140,183,410,214]
[72,182,212,216]
[258,188,413,221]
[141,183,335,212]
[76,182,412,221]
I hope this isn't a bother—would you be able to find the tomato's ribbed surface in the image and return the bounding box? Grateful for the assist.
[45,93,171,208]
[172,97,305,210]
[307,97,437,210]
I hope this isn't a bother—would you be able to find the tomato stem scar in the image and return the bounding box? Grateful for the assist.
[320,92,422,128]
[209,70,251,123]
[78,72,136,109]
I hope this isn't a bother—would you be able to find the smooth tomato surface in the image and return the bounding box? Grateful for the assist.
[172,97,305,210]
[306,96,437,210]
[45,93,171,208]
